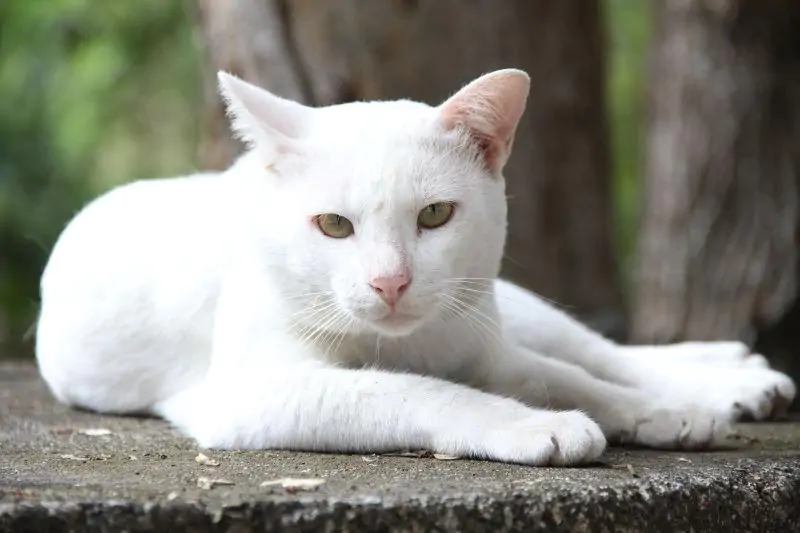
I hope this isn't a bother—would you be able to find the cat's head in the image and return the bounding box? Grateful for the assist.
[219,70,529,338]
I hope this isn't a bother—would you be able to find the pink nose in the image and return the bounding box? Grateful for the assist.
[369,272,412,307]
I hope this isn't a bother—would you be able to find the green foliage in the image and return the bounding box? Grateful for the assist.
[0,0,203,356]
[605,0,652,288]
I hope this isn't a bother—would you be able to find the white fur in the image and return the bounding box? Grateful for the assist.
[36,70,796,466]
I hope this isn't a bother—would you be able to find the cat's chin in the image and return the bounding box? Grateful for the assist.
[368,312,423,337]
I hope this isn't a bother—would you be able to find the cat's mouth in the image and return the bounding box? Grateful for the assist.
[371,311,421,336]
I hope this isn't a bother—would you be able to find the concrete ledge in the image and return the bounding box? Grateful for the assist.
[2,362,800,532]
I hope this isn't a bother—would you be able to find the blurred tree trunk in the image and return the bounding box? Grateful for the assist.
[632,0,800,376]
[195,0,623,334]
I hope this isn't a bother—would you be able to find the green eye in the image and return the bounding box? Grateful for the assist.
[418,202,455,230]
[316,213,354,238]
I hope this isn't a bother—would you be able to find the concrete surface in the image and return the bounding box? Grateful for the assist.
[2,362,800,532]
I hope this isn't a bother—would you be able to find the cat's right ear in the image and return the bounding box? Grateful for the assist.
[217,72,310,162]
[438,69,530,174]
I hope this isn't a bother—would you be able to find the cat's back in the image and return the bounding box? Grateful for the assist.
[36,171,234,413]
[43,171,230,291]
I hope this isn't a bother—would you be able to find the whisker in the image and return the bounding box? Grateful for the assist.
[318,312,354,361]
[329,316,354,360]
[290,309,341,346]
[283,290,336,300]
[439,293,504,351]
[295,307,342,350]
[316,313,345,359]
[502,254,525,269]
[454,300,503,346]
[288,299,338,321]
[443,292,502,332]
[438,295,496,355]
[444,278,575,311]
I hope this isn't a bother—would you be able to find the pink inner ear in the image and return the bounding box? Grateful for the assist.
[469,130,504,171]
[440,71,530,171]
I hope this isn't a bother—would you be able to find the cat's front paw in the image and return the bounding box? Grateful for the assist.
[479,411,607,466]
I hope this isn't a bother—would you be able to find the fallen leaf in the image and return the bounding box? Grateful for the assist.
[361,455,378,463]
[197,477,234,490]
[382,450,434,458]
[195,453,220,467]
[60,453,111,462]
[432,453,460,461]
[60,454,89,462]
[676,457,692,463]
[51,427,75,435]
[727,432,761,445]
[167,491,180,501]
[78,428,113,437]
[626,464,639,478]
[259,477,326,493]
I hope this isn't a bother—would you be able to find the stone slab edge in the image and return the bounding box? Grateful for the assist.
[3,458,800,532]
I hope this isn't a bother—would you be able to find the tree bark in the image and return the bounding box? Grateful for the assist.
[195,0,623,333]
[632,0,800,368]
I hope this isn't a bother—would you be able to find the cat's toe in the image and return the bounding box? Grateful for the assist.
[762,373,795,418]
[547,412,607,466]
[676,410,731,449]
[613,404,730,450]
[776,375,797,406]
[732,389,773,421]
[718,369,796,421]
[492,411,606,466]
[771,385,794,418]
[743,353,771,369]
[648,408,729,450]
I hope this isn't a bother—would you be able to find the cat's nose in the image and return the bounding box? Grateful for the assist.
[369,272,412,307]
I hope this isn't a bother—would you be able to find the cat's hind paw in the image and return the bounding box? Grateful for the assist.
[620,342,796,421]
[713,367,796,421]
[661,364,795,421]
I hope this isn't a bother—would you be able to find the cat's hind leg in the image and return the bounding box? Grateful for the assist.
[494,278,795,422]
[616,345,795,420]
[476,344,733,449]
[620,341,770,369]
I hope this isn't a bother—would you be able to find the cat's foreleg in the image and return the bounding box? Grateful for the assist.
[155,361,606,466]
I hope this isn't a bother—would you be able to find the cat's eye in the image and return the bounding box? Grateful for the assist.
[316,213,354,238]
[418,202,455,230]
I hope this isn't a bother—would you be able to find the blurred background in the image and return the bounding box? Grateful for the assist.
[1,0,798,385]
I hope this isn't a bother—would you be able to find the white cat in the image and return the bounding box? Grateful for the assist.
[35,69,795,466]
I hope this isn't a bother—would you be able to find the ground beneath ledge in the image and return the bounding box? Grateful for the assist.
[1,362,799,532]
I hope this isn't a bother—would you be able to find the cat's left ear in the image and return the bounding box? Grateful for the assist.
[217,71,311,163]
[438,69,530,173]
